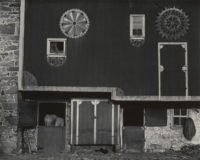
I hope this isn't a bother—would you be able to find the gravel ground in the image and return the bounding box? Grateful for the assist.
[0,151,199,160]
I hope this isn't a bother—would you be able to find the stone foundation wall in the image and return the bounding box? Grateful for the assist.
[0,0,20,154]
[145,109,200,152]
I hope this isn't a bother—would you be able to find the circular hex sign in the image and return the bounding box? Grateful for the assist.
[156,7,189,40]
[60,9,90,39]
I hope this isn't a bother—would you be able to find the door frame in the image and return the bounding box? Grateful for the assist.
[158,42,188,99]
[70,99,121,146]
[37,101,68,151]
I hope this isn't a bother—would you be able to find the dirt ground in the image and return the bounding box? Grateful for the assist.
[1,150,200,160]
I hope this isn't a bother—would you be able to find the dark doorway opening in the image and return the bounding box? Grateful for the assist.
[39,102,65,126]
[38,102,66,153]
[122,104,144,152]
[123,105,144,126]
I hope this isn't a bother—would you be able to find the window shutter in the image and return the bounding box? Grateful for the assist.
[19,100,37,127]
[145,107,167,126]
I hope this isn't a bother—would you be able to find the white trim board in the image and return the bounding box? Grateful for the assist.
[18,0,25,90]
[158,42,188,99]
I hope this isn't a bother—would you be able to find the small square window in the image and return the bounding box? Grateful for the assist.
[130,14,145,39]
[174,117,180,125]
[47,38,66,57]
[181,108,187,116]
[173,108,188,126]
[50,42,64,54]
[174,108,180,115]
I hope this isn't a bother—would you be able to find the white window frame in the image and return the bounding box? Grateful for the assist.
[130,14,145,39]
[172,108,188,126]
[47,38,67,57]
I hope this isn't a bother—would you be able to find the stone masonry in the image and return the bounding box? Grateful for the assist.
[145,109,200,152]
[0,0,20,154]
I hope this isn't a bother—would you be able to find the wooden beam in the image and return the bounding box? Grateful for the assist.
[70,101,74,144]
[20,86,200,102]
[18,0,25,90]
[111,104,114,145]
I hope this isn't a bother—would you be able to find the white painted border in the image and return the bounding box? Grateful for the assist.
[18,0,25,90]
[120,109,123,148]
[111,104,114,145]
[172,108,189,126]
[76,102,79,145]
[70,101,74,144]
[71,99,113,145]
[117,105,120,145]
[158,42,188,99]
[46,38,67,57]
[94,101,97,144]
[21,86,200,101]
[130,14,145,39]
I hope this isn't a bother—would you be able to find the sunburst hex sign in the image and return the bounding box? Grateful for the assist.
[156,7,189,40]
[60,9,90,39]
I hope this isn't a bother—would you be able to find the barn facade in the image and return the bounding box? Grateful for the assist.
[1,0,200,154]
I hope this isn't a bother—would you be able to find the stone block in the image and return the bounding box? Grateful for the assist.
[2,103,17,110]
[9,2,20,8]
[5,115,18,125]
[0,5,11,12]
[0,23,15,35]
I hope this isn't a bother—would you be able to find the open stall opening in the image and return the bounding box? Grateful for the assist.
[39,102,65,126]
[38,102,66,153]
[122,104,144,152]
[123,105,144,126]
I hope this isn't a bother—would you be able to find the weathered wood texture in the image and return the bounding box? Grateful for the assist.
[19,100,37,127]
[23,0,200,96]
[71,100,119,145]
[38,126,65,153]
[78,101,94,144]
[145,107,167,126]
[161,45,186,96]
[96,101,112,144]
[123,127,144,152]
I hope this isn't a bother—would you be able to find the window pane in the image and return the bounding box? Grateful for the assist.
[181,108,187,116]
[181,118,186,125]
[174,117,180,125]
[174,109,180,116]
[50,42,64,53]
[133,29,142,36]
[133,16,143,29]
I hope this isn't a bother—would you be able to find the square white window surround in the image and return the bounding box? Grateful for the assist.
[47,38,67,57]
[130,14,145,39]
[172,108,188,126]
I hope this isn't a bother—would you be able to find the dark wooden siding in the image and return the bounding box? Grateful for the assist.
[38,126,65,152]
[78,101,94,144]
[19,100,37,127]
[96,101,112,144]
[24,0,200,96]
[161,45,186,96]
[71,99,119,145]
[145,107,167,126]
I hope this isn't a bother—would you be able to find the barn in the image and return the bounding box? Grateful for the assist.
[14,0,200,153]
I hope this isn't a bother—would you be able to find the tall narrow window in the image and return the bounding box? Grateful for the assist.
[47,38,67,67]
[173,108,188,126]
[130,14,145,39]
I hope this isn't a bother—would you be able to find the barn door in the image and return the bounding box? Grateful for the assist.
[71,99,120,145]
[158,43,188,96]
[71,100,94,144]
[122,105,144,152]
[96,102,120,144]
